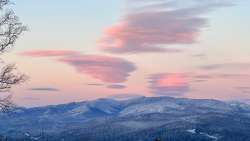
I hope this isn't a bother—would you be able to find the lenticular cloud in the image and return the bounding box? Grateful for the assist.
[99,0,231,53]
[59,55,136,83]
[21,50,137,83]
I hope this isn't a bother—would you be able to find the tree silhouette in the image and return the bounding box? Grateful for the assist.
[0,0,27,112]
[155,138,161,141]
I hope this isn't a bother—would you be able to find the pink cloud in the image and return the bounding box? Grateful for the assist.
[99,0,231,53]
[149,70,249,97]
[157,73,187,87]
[149,73,189,96]
[58,55,136,83]
[20,50,80,57]
[20,50,136,83]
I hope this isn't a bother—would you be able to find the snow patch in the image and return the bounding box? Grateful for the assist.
[120,101,183,116]
[186,129,219,140]
[187,129,196,134]
[68,105,89,116]
[200,132,219,140]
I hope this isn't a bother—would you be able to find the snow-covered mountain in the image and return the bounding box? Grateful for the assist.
[1,96,250,141]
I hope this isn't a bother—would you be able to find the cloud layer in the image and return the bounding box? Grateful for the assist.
[99,0,231,53]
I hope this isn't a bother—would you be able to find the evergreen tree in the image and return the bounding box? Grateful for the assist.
[155,138,161,141]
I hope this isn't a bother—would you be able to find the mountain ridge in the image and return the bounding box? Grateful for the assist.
[1,96,250,141]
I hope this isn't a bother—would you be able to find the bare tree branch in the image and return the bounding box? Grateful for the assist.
[0,64,27,113]
[0,94,15,112]
[0,0,9,10]
[0,64,27,92]
[0,10,27,53]
[0,0,27,113]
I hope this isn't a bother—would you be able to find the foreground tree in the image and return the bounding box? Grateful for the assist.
[155,138,161,141]
[0,0,27,112]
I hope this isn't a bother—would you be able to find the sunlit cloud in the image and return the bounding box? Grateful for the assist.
[148,73,190,96]
[58,55,136,83]
[99,0,231,53]
[21,50,137,83]
[148,71,249,96]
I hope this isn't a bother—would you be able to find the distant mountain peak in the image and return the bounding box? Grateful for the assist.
[1,96,250,141]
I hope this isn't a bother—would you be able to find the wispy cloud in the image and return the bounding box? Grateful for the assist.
[200,63,250,70]
[29,87,60,92]
[193,73,250,81]
[99,0,231,53]
[188,72,250,84]
[191,53,206,58]
[22,97,41,101]
[86,83,104,86]
[107,84,126,89]
[20,50,80,57]
[235,87,250,94]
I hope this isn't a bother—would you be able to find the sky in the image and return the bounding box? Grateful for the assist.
[2,0,250,107]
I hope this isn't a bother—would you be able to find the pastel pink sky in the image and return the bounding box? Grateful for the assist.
[2,0,250,107]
